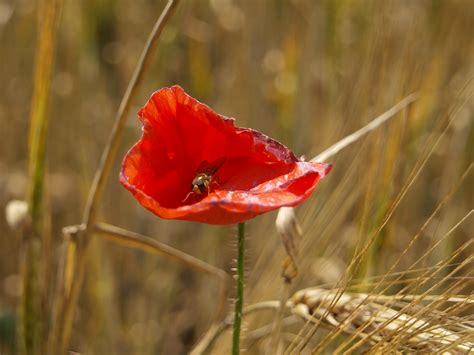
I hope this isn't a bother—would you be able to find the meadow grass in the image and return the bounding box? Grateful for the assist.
[0,0,472,354]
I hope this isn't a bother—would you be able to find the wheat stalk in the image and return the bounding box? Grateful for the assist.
[288,287,474,354]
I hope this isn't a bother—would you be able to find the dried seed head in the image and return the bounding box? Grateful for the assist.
[5,200,29,231]
[276,207,303,282]
[287,287,474,353]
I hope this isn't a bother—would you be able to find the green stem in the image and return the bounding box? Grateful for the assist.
[21,0,61,353]
[232,222,245,355]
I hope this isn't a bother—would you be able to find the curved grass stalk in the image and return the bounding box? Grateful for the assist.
[94,222,231,319]
[51,1,180,353]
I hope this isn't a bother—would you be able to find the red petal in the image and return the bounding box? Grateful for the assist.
[120,85,331,225]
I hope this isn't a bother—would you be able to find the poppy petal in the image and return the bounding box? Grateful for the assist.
[120,85,331,225]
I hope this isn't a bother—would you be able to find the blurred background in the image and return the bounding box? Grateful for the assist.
[0,0,472,353]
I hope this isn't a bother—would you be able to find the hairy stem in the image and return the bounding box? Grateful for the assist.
[233,222,246,354]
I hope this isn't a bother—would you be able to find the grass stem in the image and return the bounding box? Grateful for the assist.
[21,0,61,353]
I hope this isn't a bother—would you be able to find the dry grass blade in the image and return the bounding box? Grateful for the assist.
[273,93,419,354]
[344,96,470,282]
[287,288,474,353]
[321,170,474,353]
[191,301,281,354]
[280,85,472,354]
[310,93,418,163]
[282,196,472,353]
[332,212,473,354]
[2,1,472,354]
[82,0,180,226]
[370,164,472,293]
[275,93,418,281]
[94,222,231,319]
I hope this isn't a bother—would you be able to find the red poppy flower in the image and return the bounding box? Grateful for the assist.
[120,85,331,225]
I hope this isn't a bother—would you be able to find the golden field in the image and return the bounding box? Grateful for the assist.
[0,0,472,354]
